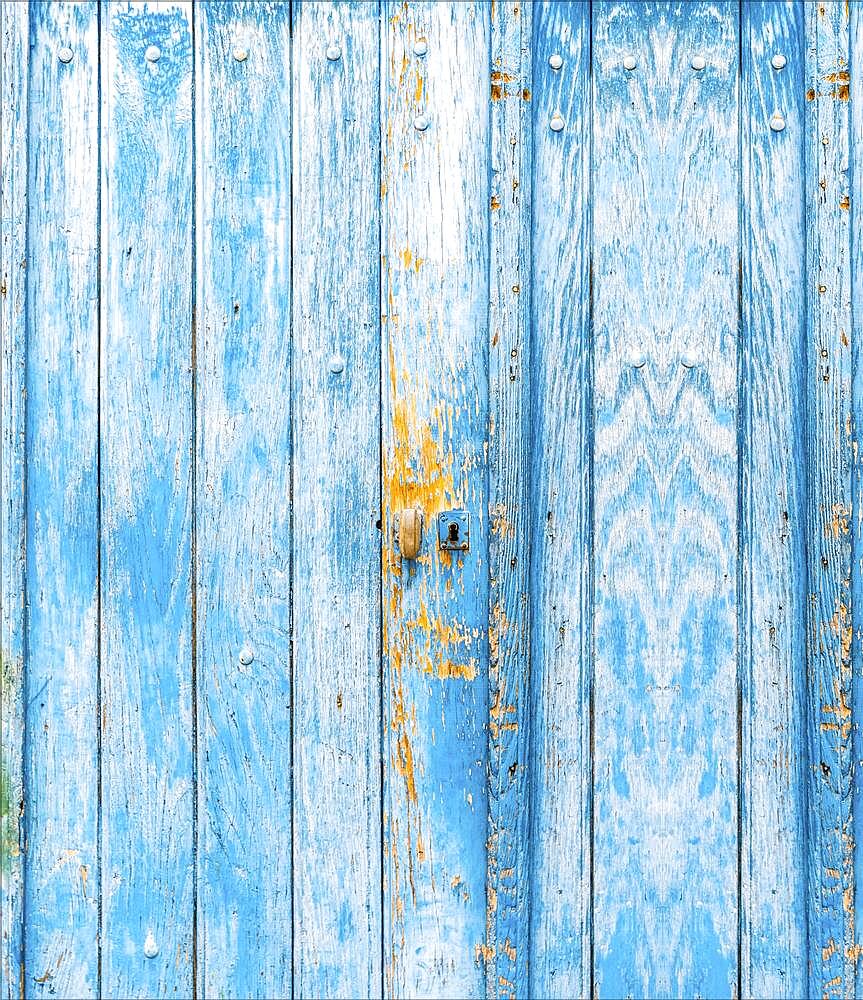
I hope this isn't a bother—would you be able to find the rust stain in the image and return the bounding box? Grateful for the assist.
[491,195,501,211]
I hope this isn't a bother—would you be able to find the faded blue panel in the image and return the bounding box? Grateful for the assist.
[291,2,382,997]
[739,4,808,996]
[0,3,28,998]
[99,3,194,997]
[591,3,739,997]
[527,4,592,998]
[486,2,532,998]
[381,3,491,997]
[195,3,293,997]
[24,3,100,997]
[804,2,855,996]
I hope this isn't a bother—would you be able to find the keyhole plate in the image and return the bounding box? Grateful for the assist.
[437,510,470,552]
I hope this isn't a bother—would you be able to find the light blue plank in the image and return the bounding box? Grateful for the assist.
[487,3,532,998]
[291,3,382,997]
[591,4,739,997]
[739,4,807,996]
[526,4,591,998]
[23,3,100,996]
[100,3,194,996]
[804,2,856,995]
[381,3,490,996]
[194,4,293,997]
[0,3,28,997]
[739,2,807,997]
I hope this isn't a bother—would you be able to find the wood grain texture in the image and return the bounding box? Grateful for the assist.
[291,3,382,997]
[23,4,100,996]
[381,3,490,996]
[100,3,194,995]
[486,3,532,998]
[0,4,28,997]
[591,4,739,997]
[739,4,808,996]
[804,2,856,996]
[194,4,292,997]
[526,4,592,998]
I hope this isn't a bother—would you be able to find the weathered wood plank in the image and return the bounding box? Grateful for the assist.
[591,4,739,996]
[739,4,808,996]
[291,3,382,996]
[486,3,532,998]
[804,2,856,996]
[526,4,591,998]
[381,3,490,995]
[0,3,28,997]
[194,4,292,997]
[23,4,100,996]
[100,3,194,995]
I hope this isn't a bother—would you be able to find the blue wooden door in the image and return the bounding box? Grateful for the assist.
[2,2,862,998]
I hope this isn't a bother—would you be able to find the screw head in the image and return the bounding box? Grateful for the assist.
[328,354,345,374]
[145,44,161,63]
[413,39,428,57]
[326,43,341,61]
[233,47,248,62]
[414,114,430,131]
[623,54,637,71]
[549,53,563,71]
[691,55,706,71]
[58,46,74,64]
[771,53,787,71]
[681,351,699,369]
[143,933,159,959]
[239,645,255,667]
[769,112,786,132]
[549,113,565,132]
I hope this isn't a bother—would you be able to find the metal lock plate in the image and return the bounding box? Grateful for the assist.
[437,510,470,552]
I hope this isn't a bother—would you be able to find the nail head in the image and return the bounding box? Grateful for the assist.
[329,354,345,374]
[681,351,699,369]
[549,113,565,132]
[627,350,646,369]
[145,44,161,63]
[771,53,787,71]
[143,933,158,959]
[326,44,341,61]
[691,55,706,71]
[233,47,248,62]
[623,55,637,71]
[239,645,255,666]
[769,113,786,132]
[58,46,74,64]
[549,53,563,71]
[414,114,430,131]
[413,39,428,57]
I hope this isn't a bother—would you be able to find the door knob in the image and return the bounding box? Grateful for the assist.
[395,508,423,559]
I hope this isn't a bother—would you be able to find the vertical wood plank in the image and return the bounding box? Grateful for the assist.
[195,4,292,996]
[591,4,739,997]
[739,4,808,996]
[526,4,592,998]
[23,4,100,996]
[381,3,490,995]
[486,3,532,998]
[100,3,194,995]
[805,2,856,995]
[291,3,382,997]
[0,3,28,997]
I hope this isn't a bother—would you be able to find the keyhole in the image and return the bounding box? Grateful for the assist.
[448,522,460,543]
